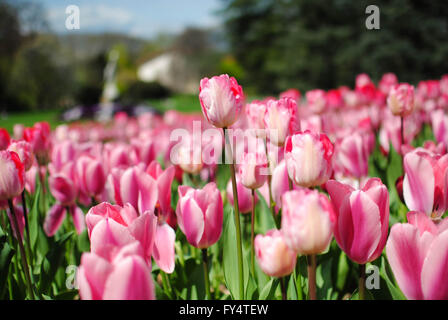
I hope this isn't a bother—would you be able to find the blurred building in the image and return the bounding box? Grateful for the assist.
[137,52,199,94]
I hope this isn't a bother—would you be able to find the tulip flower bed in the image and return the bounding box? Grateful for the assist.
[1,72,448,301]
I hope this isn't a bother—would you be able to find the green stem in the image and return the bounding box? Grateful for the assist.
[21,191,33,266]
[225,126,245,300]
[8,199,35,300]
[202,248,211,300]
[264,139,276,223]
[161,271,173,299]
[251,189,255,277]
[280,277,287,300]
[359,264,366,300]
[296,259,303,300]
[307,254,316,300]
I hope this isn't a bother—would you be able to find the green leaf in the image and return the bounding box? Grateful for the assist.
[0,228,15,298]
[255,190,276,233]
[38,231,74,295]
[29,182,41,250]
[259,278,279,300]
[221,204,241,299]
[380,256,406,300]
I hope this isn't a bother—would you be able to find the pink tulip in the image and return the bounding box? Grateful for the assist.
[87,203,157,260]
[146,161,175,220]
[0,128,10,150]
[387,83,415,117]
[270,160,300,213]
[285,131,334,188]
[152,222,176,274]
[131,138,155,166]
[239,152,268,189]
[379,73,398,95]
[402,148,448,218]
[335,130,374,179]
[176,182,223,248]
[0,150,25,201]
[86,202,175,273]
[245,100,267,137]
[255,229,297,277]
[431,109,448,146]
[281,189,335,255]
[264,98,300,146]
[175,134,203,174]
[23,121,52,165]
[25,165,38,195]
[199,74,244,128]
[326,178,389,264]
[76,155,107,198]
[51,140,77,172]
[44,204,85,236]
[77,242,155,300]
[226,175,256,214]
[386,211,448,300]
[7,140,34,171]
[306,89,327,114]
[13,124,24,140]
[119,166,158,214]
[280,89,301,103]
[49,174,77,206]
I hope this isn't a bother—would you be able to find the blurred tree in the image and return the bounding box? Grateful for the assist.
[222,0,448,94]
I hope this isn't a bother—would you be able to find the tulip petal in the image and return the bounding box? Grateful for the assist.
[157,166,175,215]
[43,204,67,237]
[386,223,433,300]
[181,197,205,247]
[403,152,434,214]
[421,230,448,300]
[326,179,354,213]
[128,211,157,261]
[90,218,135,261]
[70,205,86,235]
[77,253,112,300]
[407,211,438,235]
[120,168,139,210]
[153,223,176,273]
[348,190,381,263]
[138,174,158,214]
[103,256,155,300]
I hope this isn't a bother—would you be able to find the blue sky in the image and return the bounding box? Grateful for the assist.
[36,0,223,38]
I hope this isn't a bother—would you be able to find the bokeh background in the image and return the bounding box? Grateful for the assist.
[1,0,447,129]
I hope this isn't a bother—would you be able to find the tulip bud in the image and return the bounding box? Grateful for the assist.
[239,152,268,189]
[285,131,334,188]
[176,182,223,248]
[282,189,335,255]
[7,140,34,171]
[0,150,25,201]
[255,229,297,277]
[388,83,415,117]
[199,74,244,128]
[264,98,300,146]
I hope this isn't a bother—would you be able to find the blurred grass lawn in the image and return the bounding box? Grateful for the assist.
[1,110,62,133]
